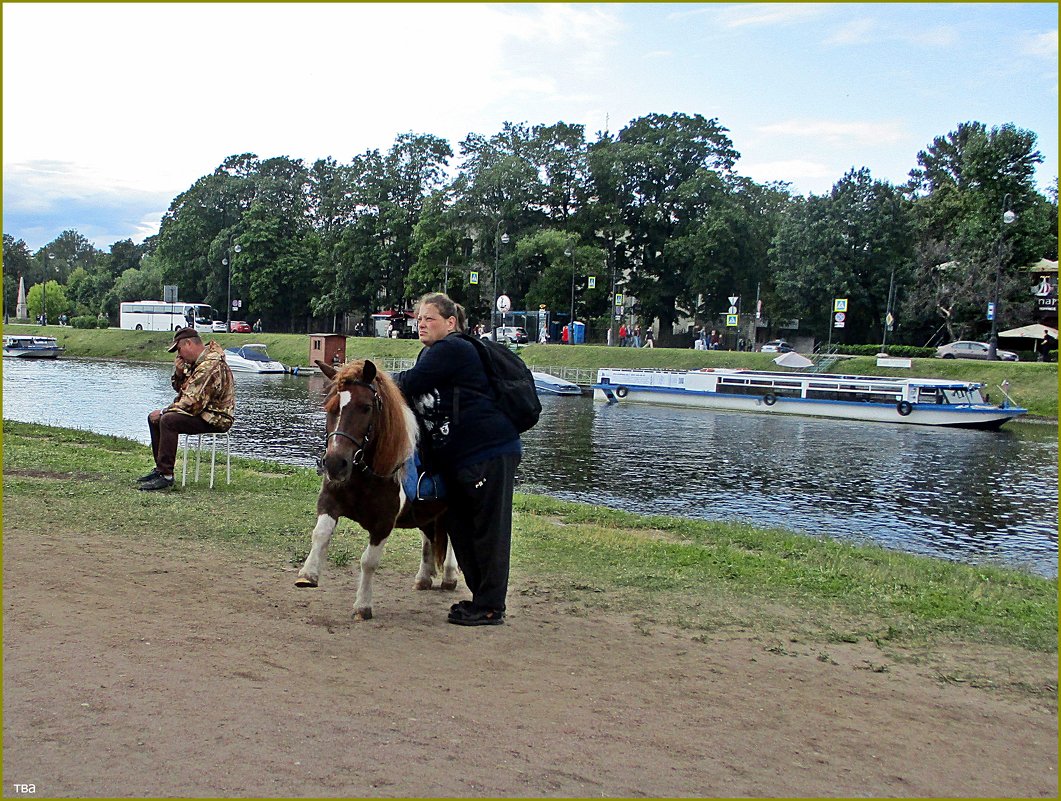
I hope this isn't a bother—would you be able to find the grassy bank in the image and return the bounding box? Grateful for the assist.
[7,324,1059,418]
[3,421,1056,662]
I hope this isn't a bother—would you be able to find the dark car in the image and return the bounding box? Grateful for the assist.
[229,320,252,333]
[935,340,1018,362]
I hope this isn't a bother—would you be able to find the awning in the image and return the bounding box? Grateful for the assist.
[998,323,1058,340]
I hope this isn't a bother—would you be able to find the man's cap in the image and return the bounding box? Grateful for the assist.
[167,327,200,352]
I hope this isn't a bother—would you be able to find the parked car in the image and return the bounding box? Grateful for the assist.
[229,320,252,333]
[211,320,228,333]
[760,339,793,353]
[491,326,529,344]
[935,340,1018,362]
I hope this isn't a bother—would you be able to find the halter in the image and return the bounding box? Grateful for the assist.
[320,379,399,480]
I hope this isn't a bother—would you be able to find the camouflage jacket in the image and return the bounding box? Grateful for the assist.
[165,341,235,431]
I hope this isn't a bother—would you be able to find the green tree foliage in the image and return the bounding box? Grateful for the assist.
[27,280,70,321]
[5,116,1056,345]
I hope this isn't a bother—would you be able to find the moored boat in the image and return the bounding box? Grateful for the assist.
[532,371,583,396]
[2,335,64,359]
[593,367,1026,429]
[224,343,286,373]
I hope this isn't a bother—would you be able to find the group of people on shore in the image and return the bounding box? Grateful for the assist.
[137,291,521,627]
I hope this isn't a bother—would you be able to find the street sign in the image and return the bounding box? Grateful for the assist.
[728,295,739,306]
[470,271,479,285]
[496,294,511,313]
[834,311,845,328]
[727,305,737,315]
[163,285,178,303]
[588,276,596,289]
[833,298,848,312]
[986,302,995,321]
[614,293,623,307]
[886,312,894,331]
[726,314,738,327]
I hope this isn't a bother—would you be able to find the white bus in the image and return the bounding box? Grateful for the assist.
[119,301,215,333]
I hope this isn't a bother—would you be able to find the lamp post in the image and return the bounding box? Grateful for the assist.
[492,221,508,339]
[881,263,896,354]
[41,252,55,325]
[564,248,576,344]
[225,243,242,331]
[987,194,1017,360]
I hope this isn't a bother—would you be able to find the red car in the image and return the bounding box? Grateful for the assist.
[229,320,252,333]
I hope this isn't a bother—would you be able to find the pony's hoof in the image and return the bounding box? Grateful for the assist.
[440,580,458,591]
[414,577,433,590]
[353,608,373,621]
[294,575,318,588]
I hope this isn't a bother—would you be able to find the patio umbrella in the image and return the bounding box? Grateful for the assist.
[998,323,1058,340]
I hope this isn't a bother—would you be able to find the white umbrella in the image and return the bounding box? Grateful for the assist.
[998,323,1058,340]
[773,351,814,369]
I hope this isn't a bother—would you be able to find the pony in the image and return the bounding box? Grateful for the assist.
[295,359,459,620]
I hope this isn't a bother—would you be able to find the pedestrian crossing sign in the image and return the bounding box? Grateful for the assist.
[470,271,479,285]
[726,314,738,327]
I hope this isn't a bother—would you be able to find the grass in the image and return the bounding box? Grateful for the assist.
[8,324,1057,418]
[3,420,1056,659]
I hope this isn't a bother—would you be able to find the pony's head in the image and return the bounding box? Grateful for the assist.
[319,359,417,484]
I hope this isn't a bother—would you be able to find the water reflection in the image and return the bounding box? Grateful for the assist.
[2,357,1056,577]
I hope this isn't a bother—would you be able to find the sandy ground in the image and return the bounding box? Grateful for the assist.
[2,525,1056,798]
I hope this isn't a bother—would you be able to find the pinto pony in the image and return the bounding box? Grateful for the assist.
[295,359,458,619]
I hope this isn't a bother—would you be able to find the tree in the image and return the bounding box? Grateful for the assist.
[770,169,913,343]
[27,280,70,322]
[3,235,33,315]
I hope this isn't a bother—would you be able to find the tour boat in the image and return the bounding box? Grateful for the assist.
[223,343,286,373]
[2,335,64,359]
[592,367,1026,429]
[532,371,583,396]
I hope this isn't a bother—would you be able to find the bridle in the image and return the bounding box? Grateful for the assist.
[320,379,399,480]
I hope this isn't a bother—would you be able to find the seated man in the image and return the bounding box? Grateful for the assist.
[138,327,235,491]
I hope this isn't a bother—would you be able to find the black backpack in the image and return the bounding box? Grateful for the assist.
[457,333,542,433]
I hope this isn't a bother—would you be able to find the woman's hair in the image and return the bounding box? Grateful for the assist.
[417,292,467,333]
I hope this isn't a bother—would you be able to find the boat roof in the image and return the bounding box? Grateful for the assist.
[598,366,981,389]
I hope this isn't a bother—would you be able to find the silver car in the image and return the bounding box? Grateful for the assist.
[935,340,1018,361]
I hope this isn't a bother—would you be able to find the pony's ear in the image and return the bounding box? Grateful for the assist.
[362,360,377,384]
[315,360,337,379]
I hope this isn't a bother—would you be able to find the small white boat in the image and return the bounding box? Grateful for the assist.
[224,343,285,373]
[532,371,583,396]
[593,367,1026,430]
[2,335,64,359]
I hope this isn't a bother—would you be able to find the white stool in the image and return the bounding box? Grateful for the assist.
[180,432,231,488]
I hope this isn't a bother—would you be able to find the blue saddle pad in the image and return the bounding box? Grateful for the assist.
[401,451,446,501]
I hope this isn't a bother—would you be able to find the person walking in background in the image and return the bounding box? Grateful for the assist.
[643,327,654,348]
[618,322,628,347]
[538,325,549,344]
[138,328,235,491]
[394,292,521,626]
[709,329,721,350]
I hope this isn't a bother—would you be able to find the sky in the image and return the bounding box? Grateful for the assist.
[3,2,1057,252]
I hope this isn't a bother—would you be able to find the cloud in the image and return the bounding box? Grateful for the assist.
[1022,29,1058,59]
[739,158,836,193]
[822,17,877,45]
[713,3,828,29]
[757,119,907,146]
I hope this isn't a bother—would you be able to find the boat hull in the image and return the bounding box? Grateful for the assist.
[3,348,62,359]
[532,371,582,396]
[593,367,1026,430]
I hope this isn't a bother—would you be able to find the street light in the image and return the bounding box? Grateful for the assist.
[988,194,1017,360]
[41,252,55,325]
[564,248,576,344]
[492,221,508,339]
[225,243,242,331]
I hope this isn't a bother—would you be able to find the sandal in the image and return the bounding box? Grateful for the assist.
[447,605,504,626]
[449,599,473,614]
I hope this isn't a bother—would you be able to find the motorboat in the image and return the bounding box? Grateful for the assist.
[2,335,64,359]
[532,371,583,396]
[223,343,286,373]
[593,367,1026,429]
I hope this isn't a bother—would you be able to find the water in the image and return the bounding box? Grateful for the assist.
[3,357,1057,578]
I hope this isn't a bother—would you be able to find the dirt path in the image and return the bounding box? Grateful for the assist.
[2,526,1056,798]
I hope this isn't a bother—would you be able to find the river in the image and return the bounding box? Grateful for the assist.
[2,357,1057,578]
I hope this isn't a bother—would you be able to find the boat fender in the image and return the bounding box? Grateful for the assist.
[615,386,629,399]
[762,393,777,406]
[896,400,913,416]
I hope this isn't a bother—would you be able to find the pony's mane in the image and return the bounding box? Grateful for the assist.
[323,360,417,477]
